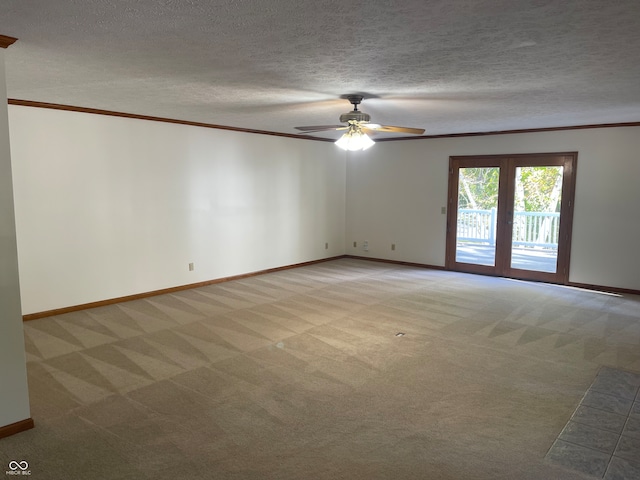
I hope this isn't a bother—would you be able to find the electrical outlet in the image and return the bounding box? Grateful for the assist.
[391,243,396,251]
[325,242,329,249]
[363,240,369,251]
[441,206,447,214]
[353,241,357,248]
[188,263,194,271]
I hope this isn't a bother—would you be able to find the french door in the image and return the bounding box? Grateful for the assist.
[445,153,577,284]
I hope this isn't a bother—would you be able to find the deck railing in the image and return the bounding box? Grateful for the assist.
[457,208,560,249]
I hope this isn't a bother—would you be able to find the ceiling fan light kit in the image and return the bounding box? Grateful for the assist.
[295,94,425,151]
[335,127,375,151]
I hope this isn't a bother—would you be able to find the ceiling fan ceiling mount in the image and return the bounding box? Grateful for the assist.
[345,95,364,109]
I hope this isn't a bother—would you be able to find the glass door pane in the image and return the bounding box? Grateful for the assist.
[510,166,563,273]
[455,167,500,266]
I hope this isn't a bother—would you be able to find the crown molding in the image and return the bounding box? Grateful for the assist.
[0,35,18,49]
[8,98,640,142]
[7,99,334,142]
[375,122,640,141]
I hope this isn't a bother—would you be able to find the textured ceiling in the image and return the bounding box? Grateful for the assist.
[1,0,640,140]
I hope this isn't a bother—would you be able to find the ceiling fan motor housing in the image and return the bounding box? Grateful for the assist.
[340,111,371,123]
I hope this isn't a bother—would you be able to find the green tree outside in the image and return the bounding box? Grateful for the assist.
[458,166,562,213]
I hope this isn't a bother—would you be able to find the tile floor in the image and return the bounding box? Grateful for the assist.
[546,367,640,479]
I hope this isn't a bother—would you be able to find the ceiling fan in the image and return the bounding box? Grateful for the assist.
[295,95,425,151]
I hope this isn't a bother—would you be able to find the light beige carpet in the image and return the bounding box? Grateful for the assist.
[2,258,640,479]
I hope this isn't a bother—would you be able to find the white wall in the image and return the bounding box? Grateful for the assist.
[346,128,640,291]
[0,50,31,428]
[9,105,640,316]
[9,106,346,315]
